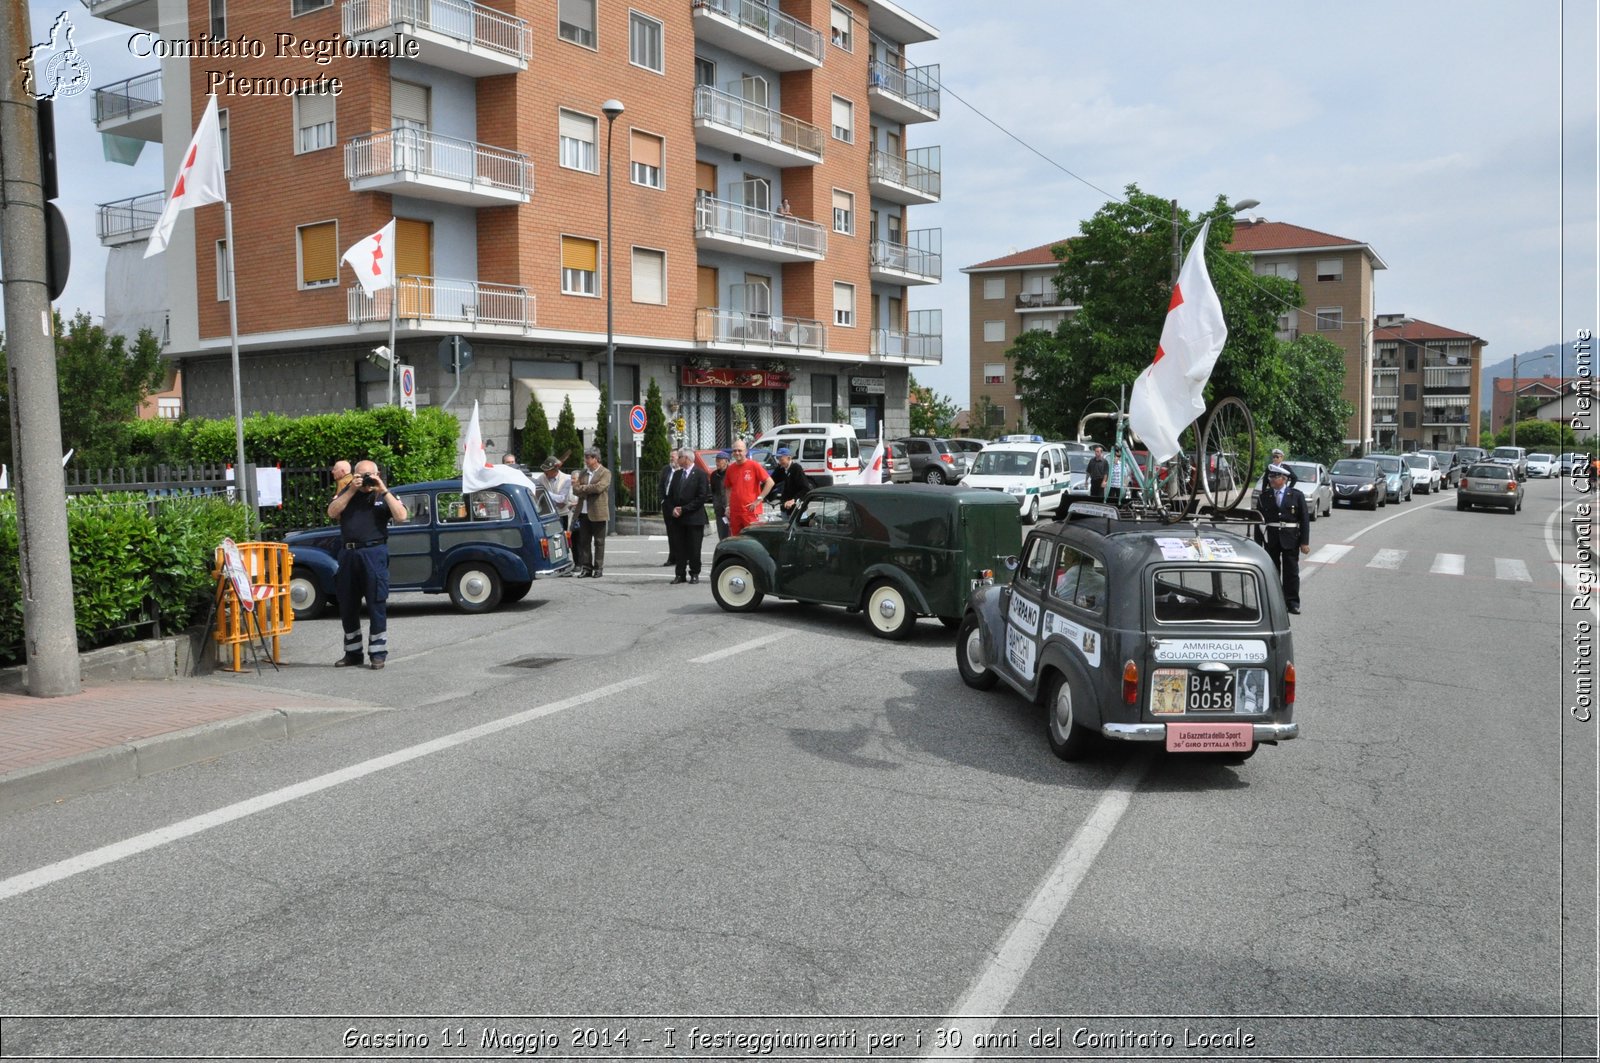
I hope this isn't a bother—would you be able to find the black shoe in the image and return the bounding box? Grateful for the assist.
[370,659,386,670]
[660,561,674,567]
[592,569,603,578]
[689,574,699,584]
[1287,604,1301,614]
[670,576,686,584]
[334,656,363,667]
[576,568,592,578]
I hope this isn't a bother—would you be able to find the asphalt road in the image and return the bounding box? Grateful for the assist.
[0,479,1592,1061]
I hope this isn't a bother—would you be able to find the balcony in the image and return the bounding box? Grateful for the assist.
[92,70,162,141]
[96,190,164,247]
[867,59,939,123]
[693,85,822,168]
[695,308,825,354]
[695,195,825,263]
[80,0,159,30]
[690,0,823,71]
[348,276,532,331]
[345,128,532,205]
[871,311,942,364]
[342,0,528,77]
[867,147,940,205]
[870,231,941,285]
[1015,291,1070,312]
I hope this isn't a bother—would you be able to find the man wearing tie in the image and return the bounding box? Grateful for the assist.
[1257,463,1310,615]
[663,448,712,584]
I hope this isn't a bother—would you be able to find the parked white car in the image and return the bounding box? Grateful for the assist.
[1403,452,1441,494]
[1525,453,1556,478]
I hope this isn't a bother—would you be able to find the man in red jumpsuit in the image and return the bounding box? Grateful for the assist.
[724,441,773,536]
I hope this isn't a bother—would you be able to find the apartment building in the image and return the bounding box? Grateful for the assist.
[85,0,943,450]
[960,238,1073,433]
[1367,317,1485,452]
[1491,375,1566,435]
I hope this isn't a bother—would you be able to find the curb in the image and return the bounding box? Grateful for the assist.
[0,703,378,817]
[0,627,215,694]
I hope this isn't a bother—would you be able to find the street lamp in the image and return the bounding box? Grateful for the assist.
[1171,197,1259,284]
[1509,351,1556,446]
[602,98,624,518]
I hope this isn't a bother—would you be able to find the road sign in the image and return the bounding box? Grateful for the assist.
[630,405,647,433]
[437,335,473,374]
[633,431,644,444]
[398,365,416,413]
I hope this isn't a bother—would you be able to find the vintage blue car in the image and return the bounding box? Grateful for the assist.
[286,478,572,619]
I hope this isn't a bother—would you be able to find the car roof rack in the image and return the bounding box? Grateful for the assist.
[1063,500,1266,535]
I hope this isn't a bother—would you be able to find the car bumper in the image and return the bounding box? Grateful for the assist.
[1102,721,1300,742]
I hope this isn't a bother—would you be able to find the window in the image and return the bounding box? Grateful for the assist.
[833,282,854,327]
[157,397,182,419]
[440,489,514,524]
[983,363,1005,385]
[293,88,336,153]
[291,0,331,13]
[1256,260,1297,281]
[630,130,663,188]
[217,108,231,170]
[811,374,836,422]
[986,404,1006,426]
[1405,347,1417,372]
[695,57,715,87]
[558,109,597,173]
[1017,535,1053,594]
[1316,257,1343,282]
[1315,307,1342,331]
[561,236,599,296]
[831,96,853,142]
[983,320,1004,343]
[1404,383,1418,401]
[983,277,1004,300]
[558,0,595,47]
[1402,411,1417,428]
[210,0,224,37]
[1049,545,1107,613]
[297,221,338,288]
[1152,568,1262,624]
[830,4,852,50]
[631,247,665,304]
[831,189,853,234]
[629,11,663,72]
[215,240,230,301]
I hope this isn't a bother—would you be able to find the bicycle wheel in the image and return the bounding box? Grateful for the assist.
[1155,425,1202,524]
[1198,396,1257,512]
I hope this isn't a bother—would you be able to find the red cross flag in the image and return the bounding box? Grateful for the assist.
[1128,218,1229,462]
[461,401,537,494]
[341,218,397,295]
[855,438,887,485]
[144,95,227,258]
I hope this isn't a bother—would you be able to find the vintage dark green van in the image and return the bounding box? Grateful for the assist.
[709,485,1023,639]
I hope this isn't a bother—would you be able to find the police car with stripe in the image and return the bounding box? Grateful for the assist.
[962,435,1075,524]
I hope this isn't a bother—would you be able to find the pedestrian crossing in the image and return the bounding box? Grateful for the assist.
[1304,544,1586,590]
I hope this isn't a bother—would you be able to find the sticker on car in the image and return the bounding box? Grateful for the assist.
[1007,592,1040,634]
[1042,610,1101,668]
[1155,537,1239,561]
[1005,625,1038,681]
[1152,639,1268,664]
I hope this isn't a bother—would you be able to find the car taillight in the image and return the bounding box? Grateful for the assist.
[940,453,954,464]
[1122,660,1139,704]
[540,538,550,560]
[1506,482,1517,492]
[1283,662,1296,705]
[1459,479,1469,490]
[974,568,993,587]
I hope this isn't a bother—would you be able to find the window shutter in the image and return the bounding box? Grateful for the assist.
[299,222,336,285]
[391,80,429,126]
[631,130,662,168]
[298,89,334,128]
[632,248,664,304]
[559,110,594,144]
[562,236,598,272]
[558,0,593,34]
[831,97,851,135]
[396,218,431,277]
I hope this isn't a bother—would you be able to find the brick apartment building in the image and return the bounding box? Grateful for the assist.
[86,0,943,451]
[1368,317,1485,452]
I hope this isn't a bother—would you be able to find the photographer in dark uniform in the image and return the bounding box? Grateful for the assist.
[1257,463,1310,615]
[327,459,408,668]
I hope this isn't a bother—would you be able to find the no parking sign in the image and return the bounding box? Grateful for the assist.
[399,365,416,413]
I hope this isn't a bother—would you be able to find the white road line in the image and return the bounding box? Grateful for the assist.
[690,632,786,664]
[929,755,1150,1060]
[0,676,654,903]
[1367,548,1406,570]
[1495,558,1532,582]
[1306,544,1353,566]
[1431,553,1466,575]
[1558,562,1588,592]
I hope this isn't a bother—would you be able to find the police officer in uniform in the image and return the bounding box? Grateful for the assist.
[327,459,408,668]
[1257,463,1310,615]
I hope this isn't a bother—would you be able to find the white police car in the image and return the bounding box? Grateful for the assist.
[963,436,1075,524]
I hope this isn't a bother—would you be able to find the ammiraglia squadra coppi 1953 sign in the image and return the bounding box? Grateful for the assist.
[127,29,418,96]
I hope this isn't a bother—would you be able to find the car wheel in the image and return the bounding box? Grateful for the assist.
[288,566,329,622]
[864,580,916,640]
[1044,670,1094,761]
[923,467,946,485]
[448,563,503,613]
[956,613,999,691]
[502,580,532,604]
[1457,499,1469,511]
[1021,496,1039,524]
[711,561,764,613]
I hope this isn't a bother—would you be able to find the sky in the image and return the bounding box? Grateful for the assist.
[11,0,1599,409]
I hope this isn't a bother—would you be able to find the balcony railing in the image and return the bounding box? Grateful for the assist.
[695,194,826,257]
[345,128,533,198]
[93,69,161,124]
[348,276,532,327]
[693,85,823,161]
[868,148,940,201]
[81,0,159,30]
[871,329,942,363]
[694,308,825,352]
[870,236,941,282]
[1015,292,1064,309]
[343,0,529,69]
[96,190,165,243]
[867,58,940,119]
[690,0,823,65]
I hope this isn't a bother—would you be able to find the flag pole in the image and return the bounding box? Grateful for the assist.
[223,201,252,530]
[386,282,397,405]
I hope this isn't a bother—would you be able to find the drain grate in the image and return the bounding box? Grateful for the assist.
[503,656,568,669]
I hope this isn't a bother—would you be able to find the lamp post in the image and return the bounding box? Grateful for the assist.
[1509,351,1556,446]
[602,98,624,519]
[1170,197,1259,285]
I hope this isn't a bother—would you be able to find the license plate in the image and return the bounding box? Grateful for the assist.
[1166,722,1254,753]
[1188,670,1236,712]
[1149,669,1237,715]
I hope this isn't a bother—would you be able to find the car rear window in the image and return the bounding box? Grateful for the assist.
[1468,464,1511,480]
[1152,568,1263,624]
[1373,456,1403,472]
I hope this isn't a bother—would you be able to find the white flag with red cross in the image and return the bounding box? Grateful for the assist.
[461,401,537,494]
[341,218,397,295]
[855,438,887,485]
[144,95,227,258]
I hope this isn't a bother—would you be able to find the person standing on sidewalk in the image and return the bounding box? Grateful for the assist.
[327,459,407,668]
[656,455,681,570]
[572,447,612,578]
[710,450,731,540]
[774,447,812,513]
[663,448,711,584]
[724,442,772,536]
[538,457,574,532]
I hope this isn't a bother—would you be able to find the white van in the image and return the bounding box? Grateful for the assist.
[750,423,861,485]
[963,436,1074,523]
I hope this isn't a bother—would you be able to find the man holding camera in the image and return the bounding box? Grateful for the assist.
[327,459,408,669]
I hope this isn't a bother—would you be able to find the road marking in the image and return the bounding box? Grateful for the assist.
[1306,544,1353,565]
[1431,553,1466,575]
[1367,548,1406,570]
[1558,563,1588,592]
[690,632,786,664]
[929,754,1150,1060]
[1495,558,1531,582]
[0,676,654,903]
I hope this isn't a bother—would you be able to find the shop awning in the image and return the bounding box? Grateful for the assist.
[514,378,601,431]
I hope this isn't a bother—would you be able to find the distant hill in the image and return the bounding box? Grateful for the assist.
[1478,342,1578,413]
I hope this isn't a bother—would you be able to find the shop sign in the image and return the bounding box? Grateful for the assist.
[850,376,886,394]
[680,366,792,390]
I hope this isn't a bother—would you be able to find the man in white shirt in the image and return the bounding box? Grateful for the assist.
[539,457,574,532]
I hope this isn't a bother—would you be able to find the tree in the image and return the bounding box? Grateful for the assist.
[552,396,582,471]
[1010,185,1300,443]
[1498,419,1574,449]
[970,396,1001,439]
[909,374,959,436]
[641,377,671,491]
[521,391,554,468]
[1268,334,1354,465]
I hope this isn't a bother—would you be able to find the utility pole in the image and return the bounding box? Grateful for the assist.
[1169,199,1182,287]
[2,5,83,696]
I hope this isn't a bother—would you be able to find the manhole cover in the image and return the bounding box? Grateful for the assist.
[503,656,567,669]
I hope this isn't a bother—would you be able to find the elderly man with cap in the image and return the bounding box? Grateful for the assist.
[537,456,575,534]
[709,450,732,539]
[773,447,813,513]
[1260,448,1298,493]
[1257,463,1310,615]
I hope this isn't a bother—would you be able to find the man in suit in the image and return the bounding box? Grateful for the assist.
[1257,463,1310,614]
[662,448,712,584]
[774,447,813,513]
[656,457,681,569]
[571,447,612,578]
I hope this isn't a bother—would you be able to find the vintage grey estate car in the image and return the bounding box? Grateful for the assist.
[958,504,1300,762]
